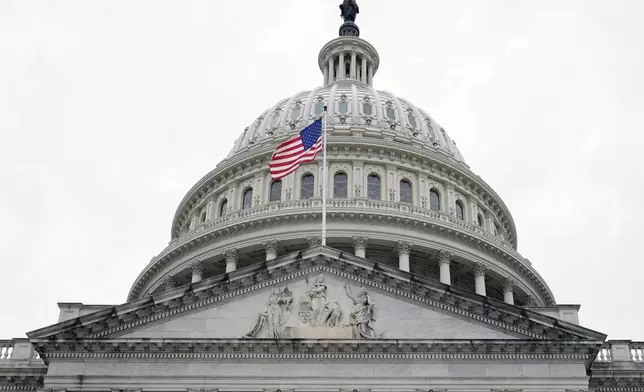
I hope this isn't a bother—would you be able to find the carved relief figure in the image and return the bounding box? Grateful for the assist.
[244,287,294,338]
[343,283,379,339]
[303,274,343,327]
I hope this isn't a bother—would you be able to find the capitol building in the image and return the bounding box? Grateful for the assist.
[1,3,642,392]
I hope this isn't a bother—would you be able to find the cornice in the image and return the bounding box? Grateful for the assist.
[169,134,518,248]
[33,249,604,345]
[32,338,600,363]
[133,199,549,305]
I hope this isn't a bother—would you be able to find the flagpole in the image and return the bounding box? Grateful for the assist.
[321,106,328,246]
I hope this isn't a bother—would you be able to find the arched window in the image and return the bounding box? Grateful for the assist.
[407,111,417,129]
[301,174,314,199]
[219,199,228,217]
[477,213,484,227]
[363,101,373,115]
[367,174,381,200]
[400,180,412,203]
[494,223,501,236]
[242,188,253,210]
[429,188,441,211]
[455,200,464,220]
[314,99,325,115]
[270,180,282,202]
[333,172,348,198]
[199,210,207,223]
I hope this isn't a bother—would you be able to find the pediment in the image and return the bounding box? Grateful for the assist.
[27,247,606,342]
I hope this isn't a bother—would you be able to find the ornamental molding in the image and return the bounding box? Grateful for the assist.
[170,138,518,247]
[135,201,552,305]
[397,240,413,255]
[32,337,599,363]
[30,249,606,345]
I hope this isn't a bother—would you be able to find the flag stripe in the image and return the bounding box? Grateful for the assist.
[270,141,322,179]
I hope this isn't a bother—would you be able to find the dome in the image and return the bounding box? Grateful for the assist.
[127,20,554,309]
[226,83,467,165]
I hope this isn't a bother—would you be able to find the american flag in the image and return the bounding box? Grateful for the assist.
[269,119,323,180]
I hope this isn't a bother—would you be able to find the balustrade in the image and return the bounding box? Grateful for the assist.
[0,339,41,362]
[0,339,13,360]
[594,341,644,363]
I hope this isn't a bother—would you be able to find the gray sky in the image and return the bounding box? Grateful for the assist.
[1,0,643,340]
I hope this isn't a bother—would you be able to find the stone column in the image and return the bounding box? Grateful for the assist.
[438,250,452,285]
[474,262,486,296]
[338,51,345,79]
[190,261,204,283]
[503,277,515,305]
[225,249,239,273]
[328,56,335,84]
[397,241,413,272]
[368,65,374,85]
[323,63,329,86]
[352,236,368,258]
[263,240,279,261]
[350,51,357,79]
[307,236,322,248]
[361,58,367,83]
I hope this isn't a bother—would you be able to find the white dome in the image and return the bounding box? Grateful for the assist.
[226,81,467,165]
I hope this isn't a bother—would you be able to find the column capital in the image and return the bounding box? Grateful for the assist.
[352,236,369,250]
[437,249,452,265]
[163,275,177,290]
[307,236,322,248]
[190,261,204,275]
[224,248,239,263]
[263,240,279,253]
[503,277,515,292]
[474,262,487,277]
[396,240,413,255]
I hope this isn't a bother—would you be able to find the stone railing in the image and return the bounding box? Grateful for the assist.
[595,340,644,363]
[0,339,41,362]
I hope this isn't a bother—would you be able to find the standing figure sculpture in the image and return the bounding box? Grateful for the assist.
[343,283,379,339]
[244,287,293,338]
[304,274,343,327]
[339,0,359,23]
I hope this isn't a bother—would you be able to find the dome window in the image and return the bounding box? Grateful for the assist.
[455,200,464,220]
[339,101,349,114]
[314,97,325,116]
[429,188,441,211]
[363,101,373,115]
[301,174,314,199]
[367,174,381,200]
[334,172,348,198]
[219,199,228,217]
[400,180,412,203]
[270,180,282,202]
[477,213,484,227]
[385,101,396,120]
[242,188,253,210]
[199,210,207,223]
[291,101,302,121]
[407,109,418,129]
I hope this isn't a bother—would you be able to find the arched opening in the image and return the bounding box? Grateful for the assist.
[429,188,441,211]
[477,213,484,227]
[219,199,228,217]
[400,179,412,203]
[455,200,464,220]
[270,180,282,202]
[199,209,207,223]
[242,188,253,210]
[334,172,348,198]
[301,174,314,199]
[367,174,381,200]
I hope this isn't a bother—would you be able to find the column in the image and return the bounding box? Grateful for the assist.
[474,262,486,296]
[190,261,204,283]
[438,250,451,285]
[350,51,357,79]
[323,63,329,86]
[263,240,279,261]
[397,241,413,272]
[225,249,239,273]
[339,51,345,79]
[503,277,515,305]
[361,58,367,83]
[328,56,335,84]
[367,65,373,85]
[352,236,368,258]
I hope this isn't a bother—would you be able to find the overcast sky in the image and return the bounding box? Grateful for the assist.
[1,0,643,340]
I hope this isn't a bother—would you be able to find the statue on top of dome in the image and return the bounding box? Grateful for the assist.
[339,0,359,23]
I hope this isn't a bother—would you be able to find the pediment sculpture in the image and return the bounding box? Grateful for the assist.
[243,274,381,339]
